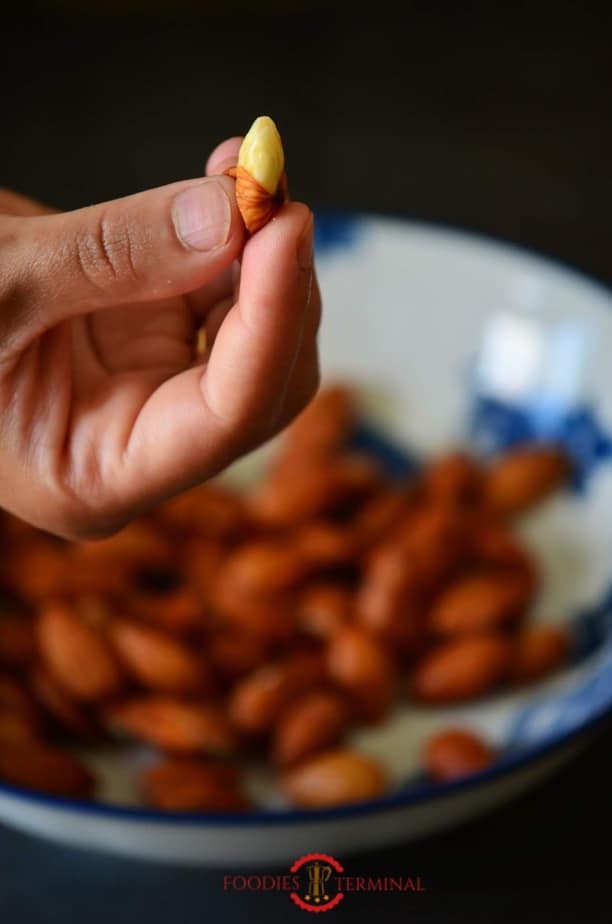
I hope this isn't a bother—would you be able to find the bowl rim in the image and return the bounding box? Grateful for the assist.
[2,215,611,827]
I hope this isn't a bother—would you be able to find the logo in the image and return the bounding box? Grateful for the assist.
[223,853,426,911]
[290,853,344,912]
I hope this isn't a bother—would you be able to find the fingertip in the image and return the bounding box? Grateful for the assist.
[206,137,244,177]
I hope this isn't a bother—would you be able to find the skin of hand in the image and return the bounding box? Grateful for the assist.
[0,137,321,539]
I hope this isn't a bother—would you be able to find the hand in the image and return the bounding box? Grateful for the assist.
[0,138,320,539]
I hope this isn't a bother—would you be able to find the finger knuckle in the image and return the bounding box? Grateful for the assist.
[75,209,139,296]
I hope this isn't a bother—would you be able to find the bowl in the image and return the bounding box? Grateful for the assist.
[1,213,611,866]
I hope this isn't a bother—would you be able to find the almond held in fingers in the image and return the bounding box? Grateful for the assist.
[225,116,288,234]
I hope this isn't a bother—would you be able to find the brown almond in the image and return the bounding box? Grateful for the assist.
[421,451,484,509]
[297,584,353,639]
[429,573,533,636]
[106,697,236,755]
[510,625,570,685]
[228,651,326,736]
[282,748,389,808]
[326,627,396,721]
[355,544,428,653]
[484,444,570,516]
[141,758,249,812]
[110,619,210,694]
[411,634,513,703]
[0,742,95,797]
[424,728,495,781]
[36,601,122,702]
[29,664,99,741]
[272,690,352,768]
[0,614,37,668]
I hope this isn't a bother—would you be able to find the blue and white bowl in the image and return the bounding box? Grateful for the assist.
[1,214,611,865]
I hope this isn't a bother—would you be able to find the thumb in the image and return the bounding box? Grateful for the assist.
[4,176,244,333]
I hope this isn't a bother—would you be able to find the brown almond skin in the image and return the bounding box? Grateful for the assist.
[74,521,173,571]
[424,728,495,781]
[470,522,538,592]
[510,625,570,685]
[353,489,414,549]
[110,619,210,694]
[421,451,484,509]
[248,456,381,527]
[106,697,236,755]
[0,743,95,797]
[326,627,396,721]
[355,544,428,653]
[297,585,352,639]
[429,573,533,637]
[128,586,207,636]
[141,759,250,812]
[278,384,355,460]
[208,628,273,683]
[228,652,326,736]
[29,665,100,742]
[216,597,298,648]
[282,748,389,808]
[0,673,40,726]
[484,445,570,516]
[214,541,310,601]
[37,602,122,702]
[0,614,37,668]
[1,541,70,602]
[156,484,249,539]
[272,690,352,768]
[0,710,40,744]
[294,522,357,570]
[410,634,513,703]
[399,506,472,587]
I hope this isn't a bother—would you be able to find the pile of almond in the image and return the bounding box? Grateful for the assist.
[0,386,571,810]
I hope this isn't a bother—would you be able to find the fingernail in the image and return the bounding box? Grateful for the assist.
[296,216,314,270]
[173,180,231,251]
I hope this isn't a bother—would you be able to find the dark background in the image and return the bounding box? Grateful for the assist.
[1,2,612,921]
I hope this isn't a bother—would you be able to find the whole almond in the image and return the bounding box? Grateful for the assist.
[110,619,210,694]
[29,665,99,741]
[411,634,513,703]
[510,625,570,685]
[421,451,484,509]
[141,758,249,812]
[272,690,352,768]
[429,573,532,636]
[106,697,236,755]
[282,748,389,808]
[297,584,353,639]
[229,651,326,736]
[484,445,570,516]
[326,627,396,721]
[424,728,495,781]
[37,602,122,702]
[0,742,95,797]
[0,614,37,668]
[356,544,428,652]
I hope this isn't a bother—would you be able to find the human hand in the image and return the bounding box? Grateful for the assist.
[0,138,320,539]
